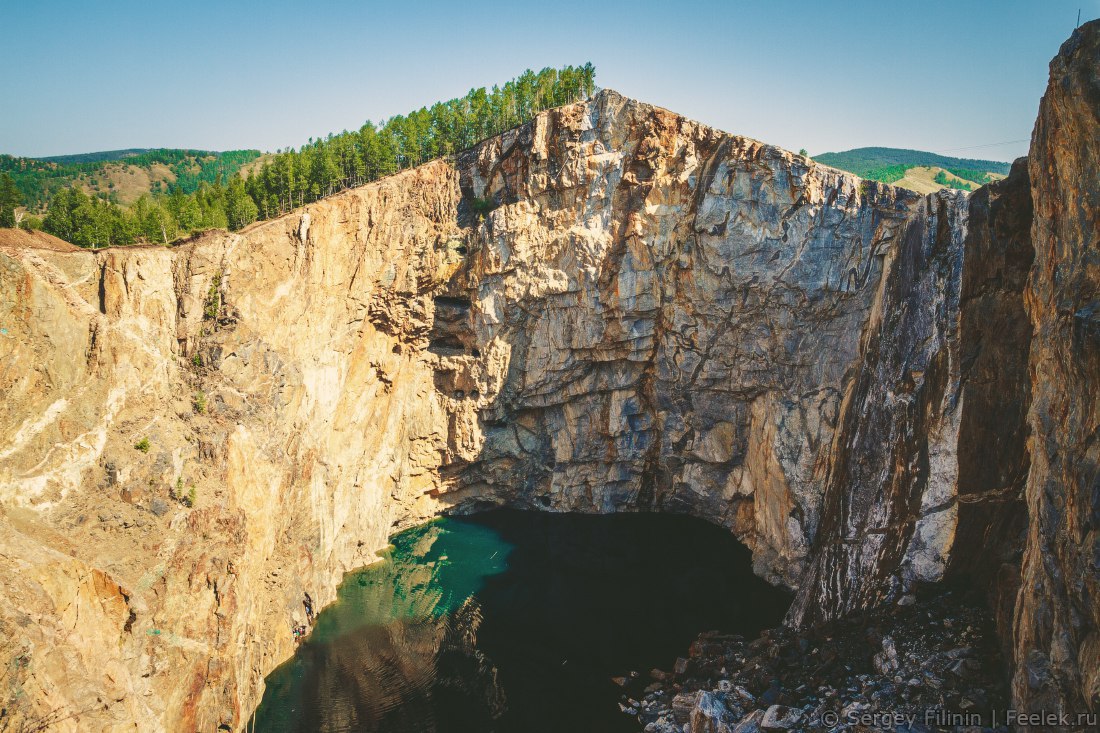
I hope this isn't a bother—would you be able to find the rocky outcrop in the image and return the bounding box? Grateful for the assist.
[946,158,1033,670]
[0,165,465,731]
[785,186,969,627]
[0,21,1096,730]
[441,93,921,591]
[1014,20,1100,717]
[786,158,1035,630]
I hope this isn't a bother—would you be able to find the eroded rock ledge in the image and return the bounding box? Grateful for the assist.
[0,20,1097,731]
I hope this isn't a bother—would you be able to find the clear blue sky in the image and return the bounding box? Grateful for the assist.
[1,0,1093,160]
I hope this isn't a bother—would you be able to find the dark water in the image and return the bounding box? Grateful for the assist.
[251,510,790,733]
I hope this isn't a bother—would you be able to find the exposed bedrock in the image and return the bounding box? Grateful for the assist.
[0,21,1096,730]
[792,21,1099,721]
[0,91,930,731]
[787,159,1034,630]
[1013,21,1100,718]
[440,91,920,592]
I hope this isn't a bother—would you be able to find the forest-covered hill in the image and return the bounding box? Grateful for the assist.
[0,149,261,212]
[813,147,1012,186]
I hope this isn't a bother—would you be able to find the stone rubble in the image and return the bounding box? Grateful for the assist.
[621,591,1014,733]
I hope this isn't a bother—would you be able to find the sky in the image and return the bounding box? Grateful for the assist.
[1,0,1094,161]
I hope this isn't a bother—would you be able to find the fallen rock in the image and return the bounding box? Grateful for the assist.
[690,691,738,733]
[731,709,766,733]
[671,691,699,724]
[873,634,899,674]
[760,704,801,730]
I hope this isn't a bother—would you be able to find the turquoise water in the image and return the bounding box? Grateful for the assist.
[251,510,789,732]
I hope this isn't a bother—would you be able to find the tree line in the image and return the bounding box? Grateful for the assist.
[860,164,908,184]
[243,64,595,219]
[32,177,257,247]
[813,147,1011,179]
[11,64,595,248]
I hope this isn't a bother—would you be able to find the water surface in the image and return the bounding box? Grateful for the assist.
[252,510,789,732]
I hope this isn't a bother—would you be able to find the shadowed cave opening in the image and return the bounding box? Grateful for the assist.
[251,509,791,732]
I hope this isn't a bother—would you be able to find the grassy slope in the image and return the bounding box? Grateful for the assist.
[888,166,973,194]
[69,162,178,205]
[814,147,1012,195]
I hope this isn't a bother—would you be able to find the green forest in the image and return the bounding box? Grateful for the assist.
[2,64,595,248]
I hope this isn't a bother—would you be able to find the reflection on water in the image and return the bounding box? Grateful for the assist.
[252,510,790,733]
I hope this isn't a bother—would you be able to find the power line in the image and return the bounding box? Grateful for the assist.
[938,139,1029,152]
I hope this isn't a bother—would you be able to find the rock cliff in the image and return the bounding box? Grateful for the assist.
[789,21,1099,720]
[0,21,1096,730]
[1014,21,1100,717]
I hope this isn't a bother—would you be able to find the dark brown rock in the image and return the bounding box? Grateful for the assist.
[1015,18,1100,719]
[945,156,1033,679]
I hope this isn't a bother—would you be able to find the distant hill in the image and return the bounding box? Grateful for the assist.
[813,147,1012,191]
[0,148,261,211]
[38,148,159,165]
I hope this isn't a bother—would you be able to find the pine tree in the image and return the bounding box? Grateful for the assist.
[225,176,258,231]
[0,173,22,228]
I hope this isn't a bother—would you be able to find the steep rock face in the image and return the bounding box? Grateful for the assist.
[785,187,969,627]
[946,159,1033,669]
[0,92,941,730]
[1015,21,1100,716]
[786,159,1035,631]
[439,93,921,588]
[0,168,465,731]
[789,21,1100,720]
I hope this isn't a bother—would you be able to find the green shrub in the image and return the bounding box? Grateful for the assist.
[943,167,993,185]
[19,215,43,231]
[470,197,495,218]
[185,486,196,507]
[193,391,206,414]
[134,437,150,453]
[203,273,221,320]
[933,170,973,191]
